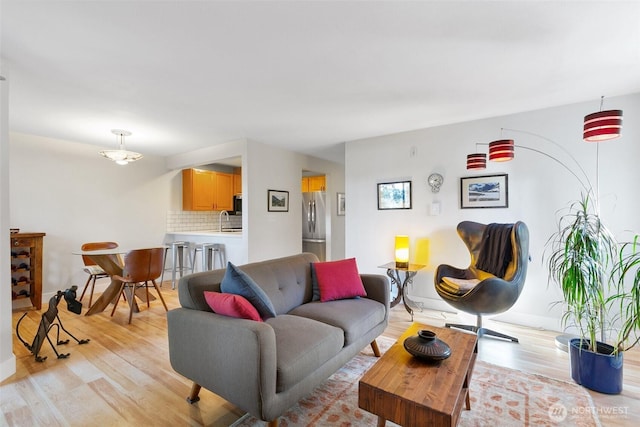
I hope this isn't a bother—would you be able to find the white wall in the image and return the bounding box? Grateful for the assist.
[244,140,346,262]
[9,133,176,296]
[1,57,16,381]
[245,141,302,261]
[345,93,640,332]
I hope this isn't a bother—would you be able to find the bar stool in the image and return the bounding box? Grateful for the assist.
[192,243,213,273]
[160,241,193,289]
[206,243,226,270]
[192,243,226,272]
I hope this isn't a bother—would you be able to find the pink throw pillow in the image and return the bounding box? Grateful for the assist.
[313,258,367,302]
[203,291,263,322]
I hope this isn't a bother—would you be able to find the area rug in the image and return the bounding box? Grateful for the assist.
[231,336,601,427]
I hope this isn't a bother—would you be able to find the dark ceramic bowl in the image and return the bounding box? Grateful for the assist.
[403,329,451,361]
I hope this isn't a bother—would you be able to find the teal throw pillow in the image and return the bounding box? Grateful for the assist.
[311,263,321,301]
[220,262,277,319]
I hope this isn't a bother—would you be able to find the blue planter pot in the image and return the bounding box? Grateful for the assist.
[569,338,623,394]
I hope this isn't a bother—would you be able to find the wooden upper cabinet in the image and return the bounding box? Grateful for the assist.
[233,167,242,195]
[215,172,234,211]
[183,169,215,211]
[309,176,326,191]
[183,169,235,211]
[302,175,326,192]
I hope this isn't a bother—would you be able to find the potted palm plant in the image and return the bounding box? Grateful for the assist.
[546,193,640,394]
[612,236,640,350]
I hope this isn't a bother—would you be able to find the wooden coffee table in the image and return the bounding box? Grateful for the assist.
[359,323,478,427]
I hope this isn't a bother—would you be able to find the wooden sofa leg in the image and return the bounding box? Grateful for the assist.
[370,339,381,357]
[267,420,279,427]
[187,382,201,404]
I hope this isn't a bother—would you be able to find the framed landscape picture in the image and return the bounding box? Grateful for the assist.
[377,181,412,210]
[268,189,289,212]
[460,174,509,209]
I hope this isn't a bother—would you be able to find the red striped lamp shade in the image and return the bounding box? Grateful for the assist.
[583,109,623,142]
[466,153,487,170]
[488,139,515,162]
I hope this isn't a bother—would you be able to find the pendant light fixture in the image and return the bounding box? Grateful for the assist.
[488,139,515,162]
[466,152,487,170]
[464,97,623,172]
[583,96,623,142]
[99,129,143,165]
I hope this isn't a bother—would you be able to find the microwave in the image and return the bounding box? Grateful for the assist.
[232,194,242,214]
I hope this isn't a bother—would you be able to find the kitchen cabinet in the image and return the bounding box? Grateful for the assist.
[302,175,326,192]
[215,172,234,211]
[233,167,242,195]
[183,169,234,211]
[183,169,215,210]
[309,176,326,191]
[10,232,45,310]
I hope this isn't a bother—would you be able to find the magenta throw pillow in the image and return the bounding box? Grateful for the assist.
[203,291,262,322]
[313,258,367,302]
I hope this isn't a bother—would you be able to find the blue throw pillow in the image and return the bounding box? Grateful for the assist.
[220,262,277,319]
[311,263,321,301]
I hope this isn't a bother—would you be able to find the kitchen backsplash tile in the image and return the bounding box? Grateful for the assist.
[167,211,242,232]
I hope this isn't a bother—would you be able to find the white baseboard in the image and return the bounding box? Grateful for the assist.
[407,295,562,333]
[42,281,111,306]
[490,311,562,333]
[412,295,457,314]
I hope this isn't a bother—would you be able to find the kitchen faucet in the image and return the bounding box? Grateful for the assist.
[219,210,229,232]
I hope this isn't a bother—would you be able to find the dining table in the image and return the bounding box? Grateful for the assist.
[73,248,156,316]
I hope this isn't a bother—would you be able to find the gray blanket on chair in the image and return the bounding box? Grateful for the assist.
[476,223,513,277]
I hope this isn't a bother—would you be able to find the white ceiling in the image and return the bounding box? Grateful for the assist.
[2,1,640,164]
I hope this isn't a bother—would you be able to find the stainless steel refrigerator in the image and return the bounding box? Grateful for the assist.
[302,191,326,261]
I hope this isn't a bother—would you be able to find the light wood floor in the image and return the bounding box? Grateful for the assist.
[3,288,639,426]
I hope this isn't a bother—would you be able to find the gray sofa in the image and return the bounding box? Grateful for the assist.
[167,253,390,426]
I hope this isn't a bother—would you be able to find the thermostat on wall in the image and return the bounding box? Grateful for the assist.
[430,201,441,216]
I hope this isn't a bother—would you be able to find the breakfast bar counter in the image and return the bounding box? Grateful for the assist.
[164,231,247,266]
[167,230,243,237]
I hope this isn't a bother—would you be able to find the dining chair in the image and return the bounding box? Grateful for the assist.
[110,247,168,324]
[79,241,119,307]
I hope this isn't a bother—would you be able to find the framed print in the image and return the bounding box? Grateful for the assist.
[268,189,289,212]
[337,192,345,216]
[460,174,509,209]
[377,181,412,210]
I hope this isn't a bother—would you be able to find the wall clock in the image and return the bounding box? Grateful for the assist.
[428,173,444,193]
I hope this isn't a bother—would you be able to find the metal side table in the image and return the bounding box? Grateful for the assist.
[378,262,426,321]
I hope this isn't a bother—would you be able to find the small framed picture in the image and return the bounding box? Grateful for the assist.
[377,181,412,210]
[337,192,345,216]
[460,174,509,209]
[267,189,289,212]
